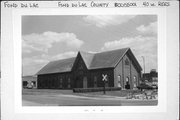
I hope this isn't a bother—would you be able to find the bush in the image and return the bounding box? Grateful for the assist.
[137,83,154,90]
[73,87,121,93]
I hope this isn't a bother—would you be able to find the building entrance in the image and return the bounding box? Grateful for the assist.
[75,76,82,88]
[83,76,87,88]
[125,77,130,89]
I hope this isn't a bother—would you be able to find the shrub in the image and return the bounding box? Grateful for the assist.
[137,83,154,90]
[73,87,121,93]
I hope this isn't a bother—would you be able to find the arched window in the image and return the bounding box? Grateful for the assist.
[126,77,129,83]
[125,59,130,65]
[134,76,137,88]
[117,75,121,87]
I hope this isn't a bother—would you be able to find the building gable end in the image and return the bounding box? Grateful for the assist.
[71,52,88,72]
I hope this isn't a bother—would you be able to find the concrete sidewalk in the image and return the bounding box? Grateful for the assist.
[58,93,157,101]
[22,100,43,106]
[76,93,126,99]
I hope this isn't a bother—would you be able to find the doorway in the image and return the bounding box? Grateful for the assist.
[75,76,81,88]
[83,76,87,88]
[125,77,130,89]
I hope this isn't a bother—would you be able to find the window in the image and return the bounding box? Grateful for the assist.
[60,78,63,88]
[78,60,83,70]
[23,81,27,88]
[118,75,121,87]
[68,78,71,83]
[60,79,62,83]
[134,76,137,87]
[125,77,130,89]
[68,78,71,88]
[52,79,55,87]
[48,78,51,88]
[94,76,97,87]
[125,59,130,65]
[126,77,129,82]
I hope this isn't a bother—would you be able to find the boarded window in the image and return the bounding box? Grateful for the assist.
[94,76,97,87]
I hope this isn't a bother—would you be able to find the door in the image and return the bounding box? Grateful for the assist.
[125,77,130,89]
[75,77,80,88]
[83,77,87,88]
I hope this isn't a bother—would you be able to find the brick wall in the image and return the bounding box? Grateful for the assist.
[114,54,140,90]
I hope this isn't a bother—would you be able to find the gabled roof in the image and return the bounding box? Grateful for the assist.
[125,48,142,71]
[79,51,94,68]
[89,48,129,69]
[22,75,37,81]
[36,48,142,75]
[37,57,76,75]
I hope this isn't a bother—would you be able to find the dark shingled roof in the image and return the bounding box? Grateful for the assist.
[37,48,142,75]
[89,48,128,69]
[79,51,94,68]
[37,57,76,75]
[22,76,37,82]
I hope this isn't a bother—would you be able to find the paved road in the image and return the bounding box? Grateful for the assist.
[22,94,158,106]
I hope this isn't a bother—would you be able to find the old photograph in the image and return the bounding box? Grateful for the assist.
[22,15,158,106]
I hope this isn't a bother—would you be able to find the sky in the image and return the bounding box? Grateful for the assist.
[22,15,157,76]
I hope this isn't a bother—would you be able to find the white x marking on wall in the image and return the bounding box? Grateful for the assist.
[102,74,107,81]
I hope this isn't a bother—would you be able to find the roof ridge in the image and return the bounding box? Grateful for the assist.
[79,51,96,55]
[95,47,130,55]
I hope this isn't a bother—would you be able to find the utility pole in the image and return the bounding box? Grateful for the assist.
[141,56,145,74]
[103,80,106,94]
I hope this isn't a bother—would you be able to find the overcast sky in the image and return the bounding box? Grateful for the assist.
[22,15,157,76]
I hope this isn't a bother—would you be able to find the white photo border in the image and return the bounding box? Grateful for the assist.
[2,2,179,119]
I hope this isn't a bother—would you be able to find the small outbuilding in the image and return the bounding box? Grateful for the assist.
[22,76,37,89]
